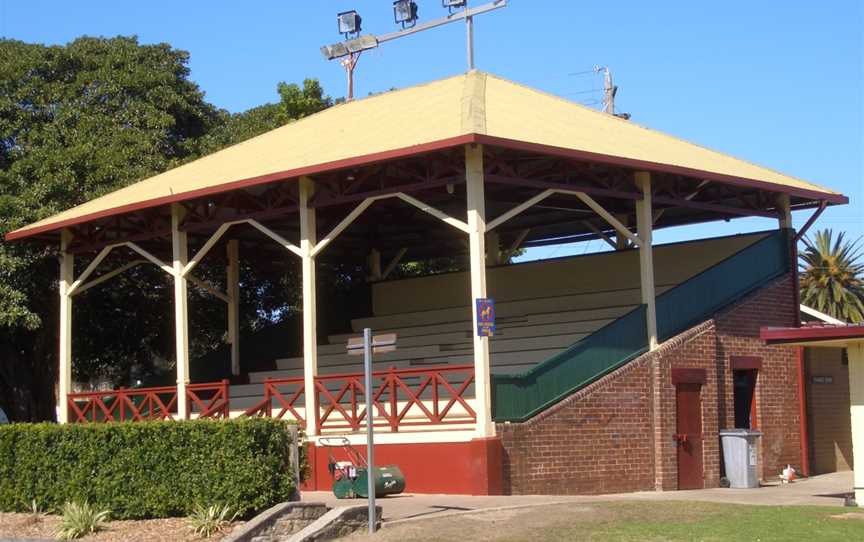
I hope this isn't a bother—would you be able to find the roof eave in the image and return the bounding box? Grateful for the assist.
[761,325,864,346]
[473,134,848,205]
[5,134,479,242]
[5,132,848,243]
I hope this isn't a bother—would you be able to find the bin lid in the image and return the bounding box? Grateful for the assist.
[719,428,763,437]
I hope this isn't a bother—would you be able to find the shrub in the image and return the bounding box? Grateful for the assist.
[55,501,109,540]
[187,503,238,537]
[0,418,298,519]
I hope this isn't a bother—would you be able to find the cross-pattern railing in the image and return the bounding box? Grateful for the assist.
[243,377,306,425]
[66,366,477,433]
[67,380,230,423]
[314,365,476,432]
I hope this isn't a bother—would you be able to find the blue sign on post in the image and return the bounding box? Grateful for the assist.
[476,298,495,337]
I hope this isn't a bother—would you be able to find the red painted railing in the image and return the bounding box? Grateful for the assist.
[66,366,477,433]
[243,377,306,426]
[314,365,476,432]
[67,380,230,423]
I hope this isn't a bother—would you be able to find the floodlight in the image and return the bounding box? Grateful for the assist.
[337,10,362,37]
[443,0,467,8]
[393,0,419,28]
[320,42,349,60]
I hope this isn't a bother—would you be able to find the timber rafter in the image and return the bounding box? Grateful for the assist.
[309,149,466,209]
[67,208,171,255]
[180,181,300,233]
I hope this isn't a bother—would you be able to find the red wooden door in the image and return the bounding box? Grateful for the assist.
[675,383,704,490]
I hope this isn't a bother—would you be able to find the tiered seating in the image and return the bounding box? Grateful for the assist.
[230,284,674,412]
[230,232,771,417]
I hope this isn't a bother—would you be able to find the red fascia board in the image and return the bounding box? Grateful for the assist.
[4,134,477,242]
[472,134,849,205]
[760,325,864,345]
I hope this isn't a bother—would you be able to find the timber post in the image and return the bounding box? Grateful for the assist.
[635,171,658,351]
[300,176,319,436]
[58,229,74,424]
[466,143,494,438]
[171,203,191,419]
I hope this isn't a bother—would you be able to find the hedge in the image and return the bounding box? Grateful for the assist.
[0,418,299,519]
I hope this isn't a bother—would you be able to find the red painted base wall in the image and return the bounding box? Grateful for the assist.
[302,437,503,495]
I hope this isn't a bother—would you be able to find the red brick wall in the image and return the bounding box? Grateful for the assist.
[498,274,802,494]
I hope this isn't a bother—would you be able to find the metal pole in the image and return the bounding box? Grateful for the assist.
[364,327,376,534]
[347,63,354,101]
[466,15,475,70]
[342,52,359,101]
[603,68,614,114]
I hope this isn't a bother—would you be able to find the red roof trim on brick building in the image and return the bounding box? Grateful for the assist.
[760,325,864,345]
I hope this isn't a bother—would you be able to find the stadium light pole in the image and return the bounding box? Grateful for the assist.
[320,0,508,99]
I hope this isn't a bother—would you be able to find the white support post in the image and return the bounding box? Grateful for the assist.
[381,248,407,280]
[635,172,658,351]
[503,228,530,262]
[171,204,191,419]
[486,231,501,266]
[615,214,630,250]
[300,177,319,436]
[466,144,494,438]
[73,260,146,296]
[777,193,793,230]
[367,248,382,281]
[582,220,618,250]
[58,229,74,424]
[848,343,864,507]
[227,240,241,376]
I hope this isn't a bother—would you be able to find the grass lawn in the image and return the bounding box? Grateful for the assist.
[345,501,864,542]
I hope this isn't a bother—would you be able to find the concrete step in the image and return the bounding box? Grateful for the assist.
[328,321,471,343]
[251,345,567,383]
[276,330,585,375]
[275,344,442,370]
[317,329,473,355]
[524,306,634,326]
[349,286,660,332]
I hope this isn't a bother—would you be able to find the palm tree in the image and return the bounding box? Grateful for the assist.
[799,229,864,324]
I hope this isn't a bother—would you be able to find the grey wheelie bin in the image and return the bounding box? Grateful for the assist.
[719,429,762,488]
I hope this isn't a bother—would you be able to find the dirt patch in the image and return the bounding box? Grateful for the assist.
[0,512,237,541]
[831,512,864,521]
[341,504,606,542]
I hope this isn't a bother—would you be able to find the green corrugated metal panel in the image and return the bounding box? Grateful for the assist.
[491,231,790,423]
[656,230,790,340]
[492,306,647,421]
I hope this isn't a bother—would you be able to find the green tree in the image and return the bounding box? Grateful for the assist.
[0,35,336,421]
[0,36,223,420]
[198,79,332,154]
[799,229,864,324]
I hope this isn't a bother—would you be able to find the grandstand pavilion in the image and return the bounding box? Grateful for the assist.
[7,71,848,495]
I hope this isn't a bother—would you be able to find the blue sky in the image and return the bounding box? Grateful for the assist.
[2,0,862,258]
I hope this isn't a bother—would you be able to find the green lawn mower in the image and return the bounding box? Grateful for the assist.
[319,436,406,499]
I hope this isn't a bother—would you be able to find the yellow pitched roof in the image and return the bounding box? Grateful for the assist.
[7,71,844,241]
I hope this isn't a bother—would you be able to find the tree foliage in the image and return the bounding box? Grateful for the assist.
[799,229,864,324]
[198,79,332,154]
[0,36,333,420]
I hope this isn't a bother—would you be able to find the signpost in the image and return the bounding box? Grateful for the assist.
[347,329,397,535]
[476,298,496,337]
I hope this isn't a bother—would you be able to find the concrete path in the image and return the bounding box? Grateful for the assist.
[302,471,855,524]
